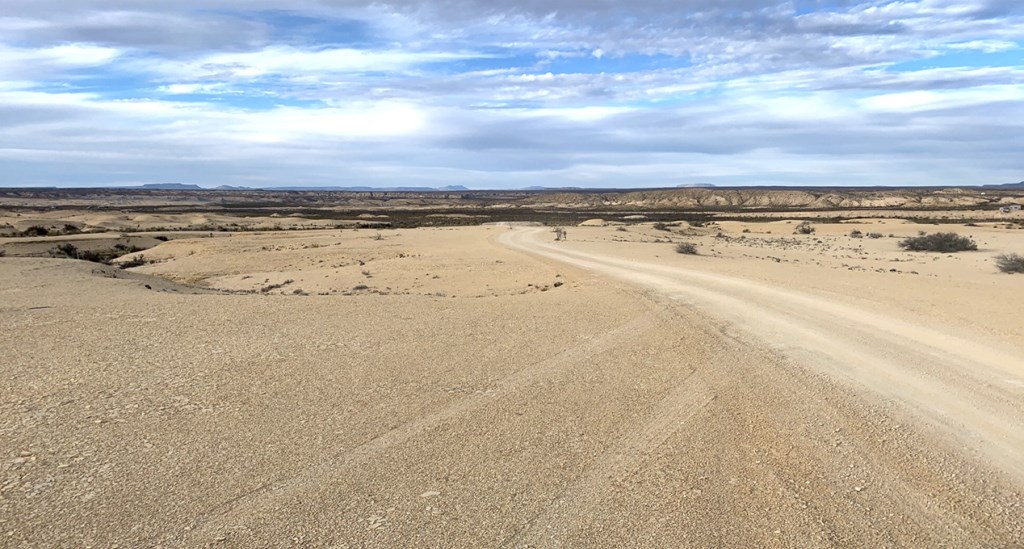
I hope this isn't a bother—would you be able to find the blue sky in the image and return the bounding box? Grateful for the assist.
[0,0,1021,188]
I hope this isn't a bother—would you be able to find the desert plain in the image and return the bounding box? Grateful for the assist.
[1,187,1023,547]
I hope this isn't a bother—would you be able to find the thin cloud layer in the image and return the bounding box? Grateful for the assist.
[0,0,1022,187]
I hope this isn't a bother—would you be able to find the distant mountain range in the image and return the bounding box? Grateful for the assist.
[985,181,1024,189]
[138,183,204,190]
[138,183,597,192]
[114,181,1022,191]
[259,185,471,192]
[136,183,472,192]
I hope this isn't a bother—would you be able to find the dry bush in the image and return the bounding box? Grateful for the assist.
[994,253,1024,274]
[119,255,149,269]
[794,222,815,235]
[674,242,698,255]
[898,232,977,252]
[21,225,50,237]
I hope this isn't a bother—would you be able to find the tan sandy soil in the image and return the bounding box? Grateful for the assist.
[120,227,568,296]
[566,219,1024,341]
[718,208,1024,221]
[1,222,1022,547]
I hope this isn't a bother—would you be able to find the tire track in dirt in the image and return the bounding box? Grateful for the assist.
[171,313,655,546]
[499,228,1024,483]
[500,370,714,548]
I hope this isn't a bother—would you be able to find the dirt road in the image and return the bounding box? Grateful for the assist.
[499,226,1024,546]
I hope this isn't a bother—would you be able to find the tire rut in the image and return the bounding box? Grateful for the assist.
[501,370,714,548]
[498,228,1024,483]
[169,314,655,546]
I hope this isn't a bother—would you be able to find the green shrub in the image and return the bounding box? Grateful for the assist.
[898,232,977,252]
[994,253,1024,274]
[850,230,863,238]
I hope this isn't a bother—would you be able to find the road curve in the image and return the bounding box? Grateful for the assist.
[499,227,1024,483]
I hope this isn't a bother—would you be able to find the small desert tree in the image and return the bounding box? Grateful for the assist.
[553,227,566,241]
[794,221,815,235]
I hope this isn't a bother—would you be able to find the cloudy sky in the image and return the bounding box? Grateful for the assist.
[1,0,1022,188]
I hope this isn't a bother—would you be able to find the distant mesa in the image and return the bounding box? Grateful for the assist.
[979,180,1024,189]
[96,180,1019,192]
[264,185,471,191]
[140,183,203,190]
[262,186,370,191]
[129,184,470,191]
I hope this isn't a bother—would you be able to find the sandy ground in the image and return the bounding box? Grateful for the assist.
[721,208,1024,221]
[2,222,1023,547]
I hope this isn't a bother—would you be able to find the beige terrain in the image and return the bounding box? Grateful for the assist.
[2,214,1023,547]
[3,185,1023,212]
